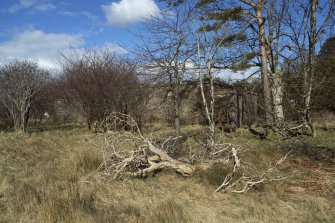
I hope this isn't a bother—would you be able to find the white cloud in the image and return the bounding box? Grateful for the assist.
[102,0,160,26]
[8,0,56,13]
[218,67,260,82]
[0,29,83,70]
[9,0,36,13]
[102,42,128,54]
[34,3,56,12]
[59,10,76,17]
[59,10,97,22]
[0,29,128,71]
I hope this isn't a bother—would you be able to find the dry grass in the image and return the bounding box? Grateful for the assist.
[312,111,335,130]
[0,123,334,222]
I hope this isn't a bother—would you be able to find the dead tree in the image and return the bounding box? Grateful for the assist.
[96,113,195,178]
[196,32,218,149]
[215,147,291,193]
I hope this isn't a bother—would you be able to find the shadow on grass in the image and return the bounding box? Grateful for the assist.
[27,122,86,133]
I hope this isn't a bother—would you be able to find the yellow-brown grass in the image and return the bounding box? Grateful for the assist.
[0,123,334,222]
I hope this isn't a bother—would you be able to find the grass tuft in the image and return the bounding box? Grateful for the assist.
[194,164,231,188]
[141,199,191,223]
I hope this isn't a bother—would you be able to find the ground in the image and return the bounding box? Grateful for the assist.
[0,123,334,222]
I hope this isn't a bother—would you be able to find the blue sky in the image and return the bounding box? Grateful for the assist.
[2,0,330,80]
[0,0,162,70]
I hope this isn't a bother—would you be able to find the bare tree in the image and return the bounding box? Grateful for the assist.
[285,0,335,136]
[264,0,288,127]
[196,32,217,148]
[0,60,49,132]
[195,20,229,148]
[60,48,146,129]
[135,1,195,136]
[193,0,252,146]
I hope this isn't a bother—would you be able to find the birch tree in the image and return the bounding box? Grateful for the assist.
[195,1,247,147]
[264,0,288,127]
[285,0,334,136]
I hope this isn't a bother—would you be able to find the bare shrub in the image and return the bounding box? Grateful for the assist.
[60,48,148,129]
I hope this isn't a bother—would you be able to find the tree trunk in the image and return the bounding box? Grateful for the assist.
[9,109,20,131]
[23,107,31,132]
[209,68,215,148]
[256,5,272,124]
[198,69,215,147]
[87,119,92,130]
[271,72,284,126]
[20,107,28,133]
[237,90,243,127]
[196,33,216,147]
[174,74,181,136]
[303,0,318,137]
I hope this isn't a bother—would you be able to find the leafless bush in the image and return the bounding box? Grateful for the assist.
[59,48,148,129]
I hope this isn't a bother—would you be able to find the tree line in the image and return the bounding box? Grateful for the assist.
[0,0,334,141]
[0,49,148,132]
[136,0,334,141]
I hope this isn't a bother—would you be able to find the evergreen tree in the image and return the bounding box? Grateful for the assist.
[313,37,335,111]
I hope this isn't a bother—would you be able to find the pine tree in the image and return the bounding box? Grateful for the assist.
[314,37,335,111]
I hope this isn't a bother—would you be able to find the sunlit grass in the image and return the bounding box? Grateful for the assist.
[0,123,334,222]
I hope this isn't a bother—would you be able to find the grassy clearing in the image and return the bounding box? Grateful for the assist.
[0,123,334,222]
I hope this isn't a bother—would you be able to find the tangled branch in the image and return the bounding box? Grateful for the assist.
[96,112,195,179]
[215,150,292,193]
[92,112,290,194]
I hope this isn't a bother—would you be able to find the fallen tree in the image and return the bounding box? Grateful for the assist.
[90,113,290,193]
[96,113,195,178]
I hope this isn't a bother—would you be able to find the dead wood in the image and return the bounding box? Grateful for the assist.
[93,113,289,194]
[96,113,194,179]
[215,150,292,193]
